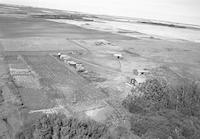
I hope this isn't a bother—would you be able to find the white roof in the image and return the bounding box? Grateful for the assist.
[135,76,146,83]
[138,69,149,73]
[67,61,76,65]
[113,53,122,57]
[60,55,70,59]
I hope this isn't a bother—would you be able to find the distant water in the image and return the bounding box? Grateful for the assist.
[48,19,200,43]
[106,20,200,42]
[3,0,200,25]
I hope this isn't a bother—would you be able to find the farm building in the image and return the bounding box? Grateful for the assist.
[60,54,71,61]
[57,52,61,57]
[75,64,85,72]
[137,69,149,75]
[135,76,146,84]
[113,53,123,59]
[67,61,77,68]
[133,69,149,76]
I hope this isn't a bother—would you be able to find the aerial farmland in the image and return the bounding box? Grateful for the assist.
[0,3,200,139]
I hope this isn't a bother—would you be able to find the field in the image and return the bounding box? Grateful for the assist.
[0,3,200,139]
[1,38,86,52]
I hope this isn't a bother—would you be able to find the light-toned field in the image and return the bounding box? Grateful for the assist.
[1,38,86,51]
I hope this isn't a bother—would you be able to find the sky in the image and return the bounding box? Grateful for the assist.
[1,0,200,25]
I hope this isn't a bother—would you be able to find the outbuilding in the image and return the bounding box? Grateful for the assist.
[135,76,146,84]
[57,52,61,58]
[137,69,149,75]
[60,55,71,60]
[67,61,77,68]
[75,64,85,72]
[113,53,123,59]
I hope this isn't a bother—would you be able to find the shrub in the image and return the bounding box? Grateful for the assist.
[122,78,200,138]
[0,89,4,103]
[16,114,109,139]
[129,110,200,139]
[171,80,200,117]
[122,78,170,113]
[123,78,200,117]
